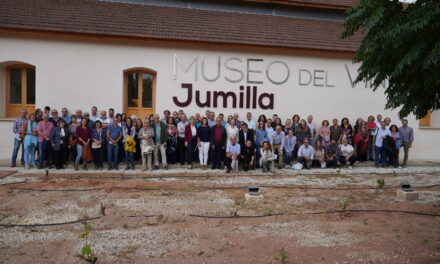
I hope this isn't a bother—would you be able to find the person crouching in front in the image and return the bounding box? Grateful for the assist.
[240,140,255,172]
[297,138,314,170]
[260,141,274,173]
[226,136,240,173]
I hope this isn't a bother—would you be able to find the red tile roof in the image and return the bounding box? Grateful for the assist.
[246,0,358,9]
[285,0,358,8]
[0,0,362,53]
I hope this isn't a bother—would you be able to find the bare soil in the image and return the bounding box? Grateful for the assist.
[0,167,439,264]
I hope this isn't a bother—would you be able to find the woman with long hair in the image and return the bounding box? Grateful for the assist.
[75,118,91,171]
[340,117,353,145]
[291,114,300,135]
[260,141,274,172]
[255,120,268,168]
[197,117,211,170]
[389,125,402,168]
[123,117,136,170]
[297,119,311,146]
[258,114,267,124]
[319,120,331,149]
[91,120,105,170]
[184,116,198,169]
[22,113,38,169]
[354,121,369,162]
[312,140,326,168]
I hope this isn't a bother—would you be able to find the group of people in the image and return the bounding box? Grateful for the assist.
[11,106,414,173]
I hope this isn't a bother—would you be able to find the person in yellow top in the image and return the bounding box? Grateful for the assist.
[124,136,136,170]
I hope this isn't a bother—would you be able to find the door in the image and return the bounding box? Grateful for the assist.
[5,64,36,117]
[124,69,156,120]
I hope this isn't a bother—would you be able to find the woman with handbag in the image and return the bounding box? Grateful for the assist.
[22,113,38,169]
[75,118,92,170]
[91,120,104,170]
[123,117,136,170]
[139,120,155,171]
[50,119,70,169]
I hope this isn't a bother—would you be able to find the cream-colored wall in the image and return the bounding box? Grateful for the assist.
[0,32,438,160]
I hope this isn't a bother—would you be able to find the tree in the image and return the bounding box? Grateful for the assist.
[341,0,440,119]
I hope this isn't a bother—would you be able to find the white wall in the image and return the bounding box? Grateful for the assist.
[0,32,438,160]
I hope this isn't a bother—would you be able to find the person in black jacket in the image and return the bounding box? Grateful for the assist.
[210,117,227,169]
[239,122,254,147]
[240,140,255,171]
[49,119,71,169]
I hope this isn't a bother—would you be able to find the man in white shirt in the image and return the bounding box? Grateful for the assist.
[233,113,241,128]
[374,114,383,128]
[226,136,241,173]
[97,110,112,128]
[297,139,314,170]
[307,115,317,145]
[270,125,285,169]
[177,113,188,165]
[90,106,99,122]
[339,138,356,168]
[243,112,256,130]
[265,119,274,142]
[208,112,216,127]
[374,121,391,167]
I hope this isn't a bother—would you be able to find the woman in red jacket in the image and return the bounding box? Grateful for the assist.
[75,118,91,171]
[184,116,198,169]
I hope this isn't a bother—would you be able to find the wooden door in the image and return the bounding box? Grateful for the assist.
[124,69,156,120]
[5,65,35,117]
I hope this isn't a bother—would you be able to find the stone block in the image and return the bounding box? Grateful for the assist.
[396,189,419,201]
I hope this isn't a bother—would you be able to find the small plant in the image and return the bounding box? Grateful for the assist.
[276,247,288,263]
[228,207,239,217]
[339,196,353,211]
[77,222,97,264]
[377,178,385,188]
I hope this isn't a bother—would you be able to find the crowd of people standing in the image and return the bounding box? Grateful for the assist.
[11,106,414,173]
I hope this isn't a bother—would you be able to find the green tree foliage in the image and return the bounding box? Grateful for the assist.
[342,0,440,119]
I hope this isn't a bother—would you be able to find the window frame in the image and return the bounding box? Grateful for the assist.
[123,68,156,119]
[5,63,36,118]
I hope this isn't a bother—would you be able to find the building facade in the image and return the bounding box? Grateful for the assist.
[0,0,439,160]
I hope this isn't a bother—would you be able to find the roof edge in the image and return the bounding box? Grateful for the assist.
[0,27,358,55]
[239,0,353,10]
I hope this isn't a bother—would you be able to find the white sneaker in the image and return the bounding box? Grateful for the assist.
[285,165,289,169]
[348,166,353,170]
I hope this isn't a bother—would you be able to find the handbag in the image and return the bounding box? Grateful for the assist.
[91,130,102,149]
[69,136,77,148]
[81,144,94,162]
[92,142,101,149]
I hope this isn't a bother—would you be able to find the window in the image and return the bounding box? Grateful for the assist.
[124,68,156,119]
[419,110,440,128]
[5,64,35,117]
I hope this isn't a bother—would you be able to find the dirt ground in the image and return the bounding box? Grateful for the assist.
[0,166,439,264]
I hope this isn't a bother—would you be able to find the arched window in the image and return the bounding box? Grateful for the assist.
[4,63,35,118]
[123,68,156,119]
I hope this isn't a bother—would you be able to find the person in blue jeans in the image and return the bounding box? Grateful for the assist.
[255,121,268,168]
[374,121,391,167]
[106,118,123,170]
[23,113,38,169]
[11,109,27,167]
